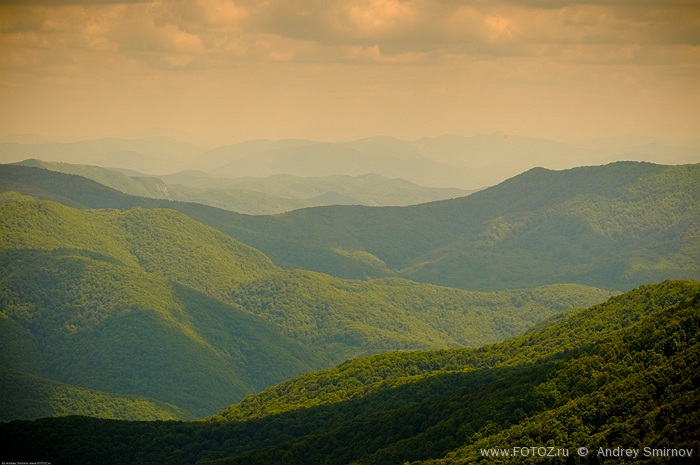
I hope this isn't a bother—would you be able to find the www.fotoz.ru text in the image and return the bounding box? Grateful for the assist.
[480,446,695,459]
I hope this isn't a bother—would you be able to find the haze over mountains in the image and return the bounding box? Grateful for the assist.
[3,0,699,459]
[1,133,698,189]
[1,152,699,463]
[14,159,472,215]
[3,161,696,293]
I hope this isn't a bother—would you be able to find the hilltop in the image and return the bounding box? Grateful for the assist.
[185,162,700,291]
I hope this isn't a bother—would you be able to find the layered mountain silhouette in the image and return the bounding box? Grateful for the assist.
[3,161,696,291]
[14,159,472,214]
[0,155,697,463]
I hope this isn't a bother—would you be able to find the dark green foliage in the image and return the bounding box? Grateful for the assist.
[214,280,700,422]
[227,162,700,290]
[207,281,700,465]
[0,367,194,421]
[0,194,320,417]
[1,281,697,464]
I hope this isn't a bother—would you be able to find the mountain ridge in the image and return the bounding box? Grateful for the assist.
[14,159,473,214]
[2,132,697,189]
[2,161,697,291]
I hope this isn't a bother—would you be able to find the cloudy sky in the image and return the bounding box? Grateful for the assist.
[1,0,699,145]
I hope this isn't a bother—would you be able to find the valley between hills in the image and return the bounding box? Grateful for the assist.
[0,158,698,464]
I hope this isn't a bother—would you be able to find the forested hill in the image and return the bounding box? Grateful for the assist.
[219,161,700,290]
[0,192,612,419]
[1,162,698,291]
[2,280,697,464]
[0,192,317,417]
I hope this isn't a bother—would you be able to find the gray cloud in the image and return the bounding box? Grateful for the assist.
[2,0,699,69]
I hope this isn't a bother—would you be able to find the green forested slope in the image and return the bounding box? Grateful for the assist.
[230,270,612,359]
[0,314,193,421]
[0,367,194,422]
[15,159,171,199]
[0,246,320,417]
[0,191,610,419]
[0,193,319,417]
[224,162,700,290]
[0,191,277,294]
[212,280,700,423]
[2,162,696,291]
[204,279,700,464]
[1,281,697,465]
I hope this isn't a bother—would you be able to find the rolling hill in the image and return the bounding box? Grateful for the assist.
[1,280,697,464]
[0,191,610,420]
[189,162,700,291]
[0,193,320,417]
[15,159,172,199]
[2,162,697,291]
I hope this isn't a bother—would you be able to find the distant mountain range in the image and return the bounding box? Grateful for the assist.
[1,133,697,189]
[210,162,700,291]
[0,140,697,463]
[14,159,473,214]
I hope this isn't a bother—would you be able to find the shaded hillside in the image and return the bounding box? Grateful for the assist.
[15,159,172,199]
[2,280,697,464]
[0,247,319,417]
[228,270,612,359]
[0,367,194,422]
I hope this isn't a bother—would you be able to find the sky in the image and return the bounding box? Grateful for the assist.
[1,0,699,146]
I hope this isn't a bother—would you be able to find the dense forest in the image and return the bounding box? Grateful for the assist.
[0,191,610,419]
[1,280,697,464]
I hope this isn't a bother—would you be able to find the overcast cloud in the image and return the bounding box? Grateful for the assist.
[1,0,699,144]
